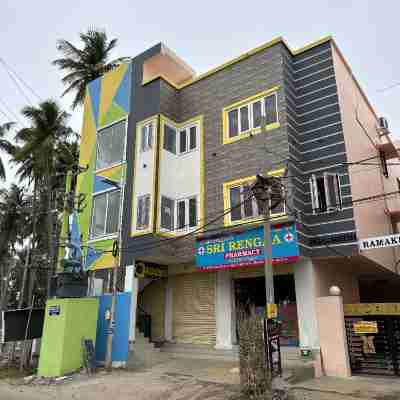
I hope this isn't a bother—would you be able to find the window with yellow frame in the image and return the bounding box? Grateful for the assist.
[222,87,280,145]
[223,169,286,226]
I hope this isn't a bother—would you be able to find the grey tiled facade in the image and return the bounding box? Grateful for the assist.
[121,39,358,268]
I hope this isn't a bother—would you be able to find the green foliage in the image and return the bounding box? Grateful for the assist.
[53,27,130,109]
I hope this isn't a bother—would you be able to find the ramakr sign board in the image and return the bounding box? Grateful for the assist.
[196,224,299,271]
[359,233,400,251]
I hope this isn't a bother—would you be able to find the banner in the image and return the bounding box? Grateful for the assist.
[196,224,299,271]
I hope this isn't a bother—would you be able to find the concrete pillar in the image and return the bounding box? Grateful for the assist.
[316,295,351,378]
[215,270,233,350]
[124,264,138,343]
[164,278,173,342]
[294,258,320,350]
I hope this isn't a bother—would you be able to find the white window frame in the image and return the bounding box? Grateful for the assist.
[229,183,260,223]
[175,195,198,231]
[178,124,198,155]
[310,172,342,214]
[136,194,151,230]
[90,188,121,239]
[227,93,278,138]
[163,121,199,156]
[140,122,153,153]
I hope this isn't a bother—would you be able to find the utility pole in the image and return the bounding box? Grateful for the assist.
[105,162,126,371]
[251,175,276,308]
[105,240,119,371]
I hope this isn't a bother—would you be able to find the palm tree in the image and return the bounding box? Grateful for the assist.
[13,100,74,293]
[0,184,30,311]
[53,28,129,109]
[0,122,15,180]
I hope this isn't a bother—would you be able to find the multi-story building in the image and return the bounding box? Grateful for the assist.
[76,36,400,354]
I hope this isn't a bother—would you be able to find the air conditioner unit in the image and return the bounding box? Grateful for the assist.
[377,117,389,133]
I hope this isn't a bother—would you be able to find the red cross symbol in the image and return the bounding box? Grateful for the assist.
[284,232,294,242]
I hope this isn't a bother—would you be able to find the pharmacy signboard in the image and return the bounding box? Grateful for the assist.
[196,224,299,271]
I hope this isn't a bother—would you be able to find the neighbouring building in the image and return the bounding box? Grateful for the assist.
[75,36,400,355]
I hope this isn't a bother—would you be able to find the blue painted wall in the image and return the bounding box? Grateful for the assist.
[95,293,131,363]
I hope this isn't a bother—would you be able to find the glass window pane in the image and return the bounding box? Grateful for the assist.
[189,126,197,150]
[147,123,153,149]
[96,121,126,170]
[164,125,176,154]
[161,196,174,230]
[240,106,250,132]
[106,190,120,234]
[189,197,197,227]
[179,130,187,154]
[144,195,150,227]
[265,94,277,125]
[228,109,239,138]
[271,200,284,215]
[253,101,262,128]
[177,200,186,229]
[230,187,242,221]
[242,185,253,218]
[137,196,143,228]
[140,126,147,152]
[91,194,107,237]
[316,177,327,212]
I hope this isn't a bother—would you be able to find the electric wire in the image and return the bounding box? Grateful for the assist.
[98,190,400,258]
[0,59,34,106]
[0,59,42,102]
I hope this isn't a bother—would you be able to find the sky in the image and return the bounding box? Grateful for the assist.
[1,0,399,188]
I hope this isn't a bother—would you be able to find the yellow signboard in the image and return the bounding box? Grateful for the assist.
[266,303,278,319]
[135,261,166,278]
[344,303,400,316]
[353,321,378,334]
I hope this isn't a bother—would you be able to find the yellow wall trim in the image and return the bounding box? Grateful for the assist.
[130,115,159,237]
[142,36,332,90]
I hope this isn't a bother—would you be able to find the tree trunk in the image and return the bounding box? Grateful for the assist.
[27,180,39,306]
[45,168,55,297]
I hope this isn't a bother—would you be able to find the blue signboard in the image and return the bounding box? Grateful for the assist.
[196,224,299,271]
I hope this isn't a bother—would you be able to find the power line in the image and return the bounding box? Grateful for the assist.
[0,59,42,102]
[0,95,24,127]
[377,81,400,93]
[0,59,33,106]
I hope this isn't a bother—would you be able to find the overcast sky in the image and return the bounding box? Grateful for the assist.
[1,0,399,188]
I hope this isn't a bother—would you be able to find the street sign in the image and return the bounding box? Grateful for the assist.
[359,233,400,251]
[134,261,166,278]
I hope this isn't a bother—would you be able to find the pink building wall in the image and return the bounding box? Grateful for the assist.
[332,42,400,273]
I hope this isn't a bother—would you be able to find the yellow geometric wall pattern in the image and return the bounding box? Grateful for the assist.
[73,63,132,270]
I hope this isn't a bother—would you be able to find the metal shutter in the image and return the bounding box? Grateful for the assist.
[172,272,216,345]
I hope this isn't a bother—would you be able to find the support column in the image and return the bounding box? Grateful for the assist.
[316,295,351,377]
[294,258,320,351]
[215,270,233,350]
[124,264,138,344]
[164,278,173,342]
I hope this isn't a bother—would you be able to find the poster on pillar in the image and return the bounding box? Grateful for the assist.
[196,224,299,271]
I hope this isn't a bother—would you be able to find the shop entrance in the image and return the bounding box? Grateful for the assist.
[234,274,299,346]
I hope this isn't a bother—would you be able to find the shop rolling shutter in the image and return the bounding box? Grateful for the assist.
[172,272,216,345]
[139,279,166,342]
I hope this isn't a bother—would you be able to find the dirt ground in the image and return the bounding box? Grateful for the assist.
[0,359,241,400]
